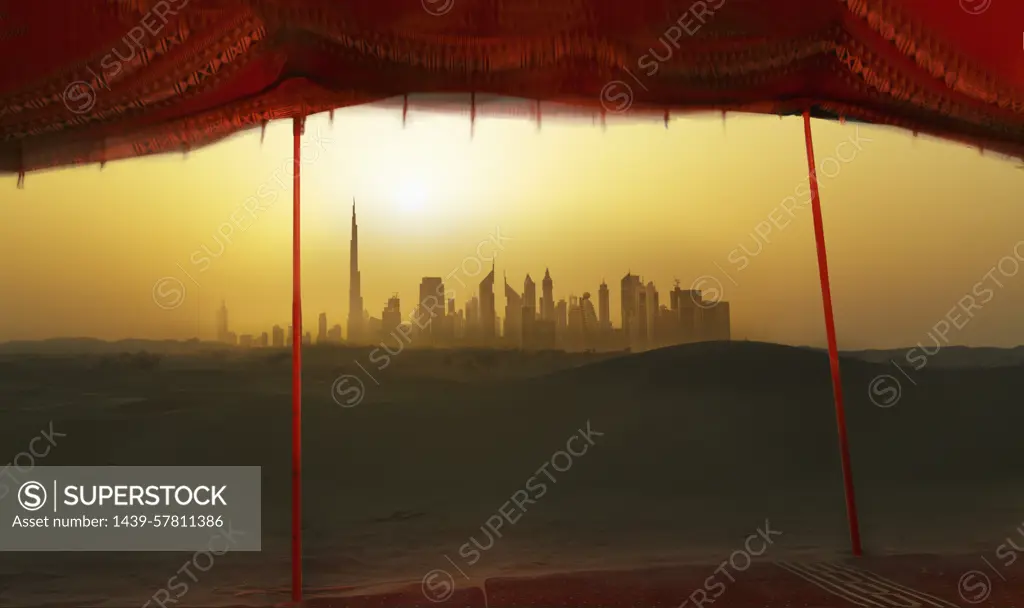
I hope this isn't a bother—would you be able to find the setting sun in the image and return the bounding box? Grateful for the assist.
[394,174,430,215]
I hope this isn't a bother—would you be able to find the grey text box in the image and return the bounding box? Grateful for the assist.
[0,466,261,551]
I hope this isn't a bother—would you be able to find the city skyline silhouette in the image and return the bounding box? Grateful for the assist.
[209,197,730,351]
[4,111,1024,350]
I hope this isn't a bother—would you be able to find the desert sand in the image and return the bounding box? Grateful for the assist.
[0,341,1021,606]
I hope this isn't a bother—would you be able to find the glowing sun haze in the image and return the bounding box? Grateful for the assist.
[2,105,1024,349]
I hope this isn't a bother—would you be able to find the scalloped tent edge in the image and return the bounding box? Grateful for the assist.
[1,0,1024,179]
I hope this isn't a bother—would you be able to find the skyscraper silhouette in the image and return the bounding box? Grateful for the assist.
[541,268,554,321]
[646,281,658,343]
[621,273,642,342]
[568,295,582,341]
[466,296,479,334]
[347,199,364,343]
[598,280,610,331]
[318,312,328,344]
[674,285,703,343]
[382,294,401,338]
[555,298,567,336]
[636,288,648,349]
[216,300,229,343]
[417,277,445,342]
[581,292,598,334]
[523,274,536,319]
[479,262,496,342]
[504,273,522,347]
[704,301,731,341]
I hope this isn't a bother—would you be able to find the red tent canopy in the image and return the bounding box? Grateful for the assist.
[2,0,1023,178]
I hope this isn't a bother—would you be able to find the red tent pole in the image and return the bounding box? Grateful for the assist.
[291,115,305,602]
[802,110,862,557]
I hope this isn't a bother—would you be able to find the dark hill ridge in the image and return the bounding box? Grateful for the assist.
[6,337,1024,369]
[0,337,220,355]
[508,341,1024,486]
[3,340,1021,493]
[537,340,856,388]
[839,344,1024,368]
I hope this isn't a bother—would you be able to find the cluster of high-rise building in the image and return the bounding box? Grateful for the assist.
[215,202,731,352]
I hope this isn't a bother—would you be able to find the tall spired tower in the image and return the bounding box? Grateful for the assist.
[541,268,554,321]
[347,199,364,343]
[216,300,229,343]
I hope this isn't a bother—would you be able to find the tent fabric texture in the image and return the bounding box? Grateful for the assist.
[1,0,1023,179]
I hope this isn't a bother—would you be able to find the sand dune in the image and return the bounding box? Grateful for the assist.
[1,341,1022,606]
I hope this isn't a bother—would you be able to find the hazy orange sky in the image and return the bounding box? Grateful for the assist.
[2,105,1024,349]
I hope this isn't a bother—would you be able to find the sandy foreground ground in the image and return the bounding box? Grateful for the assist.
[0,342,1022,606]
